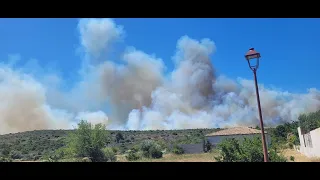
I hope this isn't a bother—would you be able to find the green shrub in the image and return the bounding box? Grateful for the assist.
[0,156,12,162]
[288,143,294,149]
[290,156,295,161]
[140,140,163,159]
[111,146,119,154]
[102,147,117,162]
[215,137,287,162]
[125,146,141,161]
[10,151,23,159]
[204,140,212,152]
[172,145,184,155]
[299,110,320,133]
[115,132,124,143]
[1,145,10,157]
[268,150,287,162]
[63,120,111,162]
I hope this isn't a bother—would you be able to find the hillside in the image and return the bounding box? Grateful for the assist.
[0,128,219,161]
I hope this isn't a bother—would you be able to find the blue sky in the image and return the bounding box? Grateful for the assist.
[0,18,319,93]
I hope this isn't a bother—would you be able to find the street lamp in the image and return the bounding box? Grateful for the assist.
[245,47,269,162]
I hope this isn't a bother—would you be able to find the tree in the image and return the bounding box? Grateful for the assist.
[215,137,287,162]
[275,125,287,140]
[64,120,113,162]
[115,132,124,143]
[299,110,320,134]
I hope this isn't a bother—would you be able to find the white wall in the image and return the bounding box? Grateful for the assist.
[206,134,271,148]
[298,127,320,158]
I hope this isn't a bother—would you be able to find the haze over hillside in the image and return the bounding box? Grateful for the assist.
[1,18,320,134]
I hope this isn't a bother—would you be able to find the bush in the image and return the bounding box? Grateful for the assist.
[125,146,141,161]
[203,140,212,152]
[290,156,295,161]
[1,145,10,157]
[0,156,12,162]
[64,120,111,162]
[115,132,124,143]
[215,137,287,162]
[10,151,23,159]
[102,147,117,162]
[140,140,163,159]
[299,110,320,133]
[172,145,184,155]
[268,150,287,162]
[111,146,119,154]
[288,143,294,149]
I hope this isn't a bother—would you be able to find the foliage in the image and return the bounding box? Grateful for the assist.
[290,156,295,161]
[10,151,23,159]
[214,137,287,162]
[171,144,184,155]
[115,132,124,143]
[0,156,12,162]
[0,144,12,162]
[1,145,10,157]
[203,140,212,153]
[298,110,320,134]
[0,128,218,160]
[64,120,110,162]
[125,146,141,161]
[102,147,117,162]
[269,121,300,146]
[268,150,287,162]
[140,140,163,159]
[155,139,168,151]
[111,146,119,154]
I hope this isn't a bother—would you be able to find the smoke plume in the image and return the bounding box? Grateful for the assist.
[0,18,319,134]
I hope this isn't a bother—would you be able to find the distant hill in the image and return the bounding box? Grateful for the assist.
[0,128,219,161]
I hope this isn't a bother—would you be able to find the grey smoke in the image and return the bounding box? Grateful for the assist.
[0,18,319,134]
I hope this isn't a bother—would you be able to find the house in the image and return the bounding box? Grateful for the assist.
[205,127,271,148]
[297,127,320,158]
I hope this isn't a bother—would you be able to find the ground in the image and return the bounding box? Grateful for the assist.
[117,152,217,162]
[282,149,320,162]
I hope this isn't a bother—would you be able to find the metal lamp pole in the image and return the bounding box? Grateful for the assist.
[245,48,269,162]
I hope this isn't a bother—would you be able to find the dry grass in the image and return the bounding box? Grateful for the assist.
[282,149,313,162]
[117,153,217,162]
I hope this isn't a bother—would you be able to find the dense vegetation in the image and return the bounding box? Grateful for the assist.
[214,137,287,162]
[125,140,164,161]
[1,109,319,162]
[56,120,116,162]
[267,121,300,148]
[0,127,217,161]
[298,110,320,134]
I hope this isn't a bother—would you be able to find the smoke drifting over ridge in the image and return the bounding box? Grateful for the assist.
[0,18,320,134]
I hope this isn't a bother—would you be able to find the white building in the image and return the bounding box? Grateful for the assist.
[205,127,271,148]
[297,127,320,158]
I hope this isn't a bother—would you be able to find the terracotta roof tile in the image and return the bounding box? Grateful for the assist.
[205,127,267,136]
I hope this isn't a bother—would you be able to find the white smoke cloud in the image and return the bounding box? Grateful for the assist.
[75,111,109,126]
[0,65,73,134]
[78,18,124,62]
[0,18,319,134]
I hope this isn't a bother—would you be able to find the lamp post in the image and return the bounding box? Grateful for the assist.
[245,48,269,162]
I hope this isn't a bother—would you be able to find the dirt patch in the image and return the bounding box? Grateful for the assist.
[282,149,312,162]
